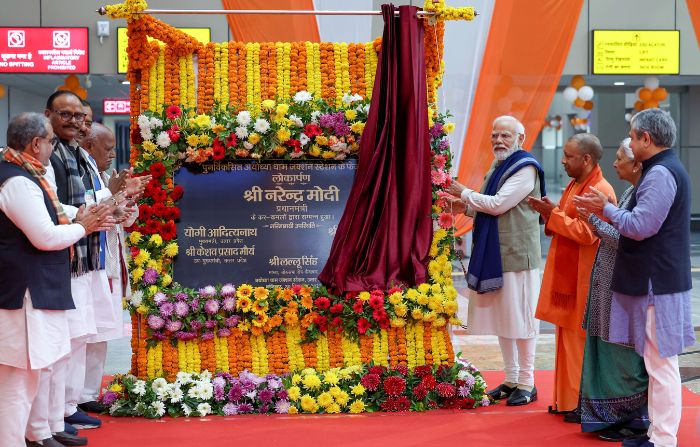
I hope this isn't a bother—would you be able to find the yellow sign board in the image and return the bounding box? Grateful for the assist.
[117,27,211,74]
[592,30,679,74]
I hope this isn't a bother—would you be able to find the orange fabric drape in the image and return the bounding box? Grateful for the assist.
[222,0,320,42]
[454,0,584,235]
[688,0,700,50]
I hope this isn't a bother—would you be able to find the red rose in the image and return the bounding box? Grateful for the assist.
[166,105,182,120]
[352,300,364,314]
[150,162,166,178]
[170,185,184,201]
[356,317,370,334]
[225,134,237,148]
[314,296,330,310]
[329,303,343,314]
[383,376,406,397]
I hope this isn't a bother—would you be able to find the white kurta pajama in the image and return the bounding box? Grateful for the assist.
[0,175,85,447]
[461,166,541,387]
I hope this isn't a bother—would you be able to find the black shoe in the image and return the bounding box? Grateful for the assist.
[52,431,88,446]
[78,400,107,414]
[563,408,581,423]
[621,434,651,447]
[486,383,516,400]
[597,427,647,442]
[506,386,537,406]
[26,438,66,447]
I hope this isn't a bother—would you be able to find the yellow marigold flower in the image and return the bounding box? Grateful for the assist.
[161,273,172,287]
[308,144,321,157]
[326,403,341,414]
[248,133,261,145]
[153,150,164,159]
[418,283,431,294]
[321,150,335,159]
[253,287,269,300]
[149,234,163,246]
[417,294,429,306]
[277,127,291,142]
[411,309,424,320]
[301,368,316,376]
[317,392,333,408]
[449,317,462,325]
[212,124,225,133]
[350,121,365,134]
[288,406,299,414]
[300,394,318,413]
[146,260,158,269]
[443,301,458,314]
[128,231,142,244]
[335,391,350,407]
[291,374,302,385]
[186,134,200,146]
[109,383,123,392]
[429,246,439,258]
[142,153,153,160]
[300,295,313,309]
[432,317,447,327]
[133,251,149,266]
[444,122,456,134]
[358,291,370,302]
[434,228,447,240]
[323,372,339,386]
[288,386,301,401]
[315,135,329,146]
[394,303,408,317]
[237,284,253,298]
[132,267,145,282]
[429,296,443,311]
[198,134,210,146]
[164,243,178,257]
[387,293,402,306]
[194,114,211,128]
[430,284,442,294]
[344,109,357,120]
[349,400,365,414]
[275,103,289,116]
[424,311,437,322]
[261,99,276,112]
[237,321,250,331]
[444,286,458,299]
[136,304,149,315]
[329,386,343,398]
[148,285,157,295]
[142,140,156,153]
[406,289,419,300]
[302,374,322,390]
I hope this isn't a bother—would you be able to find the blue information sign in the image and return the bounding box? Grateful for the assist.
[174,160,357,289]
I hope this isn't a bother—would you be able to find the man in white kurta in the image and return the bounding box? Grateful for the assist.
[445,115,544,406]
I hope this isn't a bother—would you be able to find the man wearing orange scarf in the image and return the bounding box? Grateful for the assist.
[528,133,615,418]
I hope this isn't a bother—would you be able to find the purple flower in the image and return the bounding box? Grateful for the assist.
[228,384,244,402]
[439,138,450,150]
[276,389,289,401]
[190,320,203,331]
[143,268,158,285]
[174,301,189,317]
[159,301,174,317]
[175,292,188,301]
[266,378,282,390]
[222,403,238,415]
[214,384,225,401]
[237,402,253,414]
[153,292,168,305]
[205,319,217,329]
[175,331,197,341]
[224,316,240,328]
[199,285,217,297]
[190,298,200,310]
[430,123,443,138]
[258,388,274,403]
[147,314,165,330]
[220,283,236,297]
[222,297,236,311]
[101,391,119,406]
[165,320,182,332]
[259,404,270,414]
[201,331,214,341]
[480,397,490,407]
[204,299,220,315]
[319,113,336,128]
[275,400,291,414]
[463,374,476,388]
[151,331,167,340]
[217,328,231,337]
[458,385,472,398]
[334,123,350,136]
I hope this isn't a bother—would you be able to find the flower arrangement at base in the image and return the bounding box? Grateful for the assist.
[100,358,489,418]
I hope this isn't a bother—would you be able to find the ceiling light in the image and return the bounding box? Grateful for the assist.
[613,81,625,86]
[121,80,130,85]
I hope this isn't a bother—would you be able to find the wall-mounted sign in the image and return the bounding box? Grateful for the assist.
[103,98,130,115]
[592,30,680,74]
[0,27,89,73]
[117,27,211,73]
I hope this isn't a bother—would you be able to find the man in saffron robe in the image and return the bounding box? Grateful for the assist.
[528,133,615,418]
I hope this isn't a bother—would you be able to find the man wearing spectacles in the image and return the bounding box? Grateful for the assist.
[75,100,93,148]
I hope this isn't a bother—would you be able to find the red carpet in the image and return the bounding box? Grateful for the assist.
[85,370,700,446]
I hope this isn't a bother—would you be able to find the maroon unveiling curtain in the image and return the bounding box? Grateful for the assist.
[318,4,432,293]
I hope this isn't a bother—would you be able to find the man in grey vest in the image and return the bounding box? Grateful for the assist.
[444,115,545,406]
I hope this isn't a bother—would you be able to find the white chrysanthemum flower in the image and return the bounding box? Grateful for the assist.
[156,131,171,149]
[181,403,192,416]
[212,377,226,388]
[289,114,304,127]
[151,378,168,392]
[132,380,147,396]
[342,92,353,105]
[197,382,214,400]
[140,128,153,141]
[246,390,257,400]
[197,403,212,417]
[168,386,184,403]
[130,290,144,307]
[187,386,202,400]
[199,371,213,381]
[253,118,270,134]
[137,115,150,129]
[156,385,170,401]
[149,117,163,129]
[151,401,166,417]
[236,111,251,126]
[235,126,249,139]
[293,90,312,103]
[176,372,192,385]
[310,111,321,124]
[299,133,310,147]
[243,141,253,150]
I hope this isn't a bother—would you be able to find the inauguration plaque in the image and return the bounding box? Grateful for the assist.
[174,160,357,288]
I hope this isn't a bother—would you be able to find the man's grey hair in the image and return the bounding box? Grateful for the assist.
[620,137,633,160]
[630,108,676,149]
[493,115,526,136]
[569,132,603,163]
[6,112,50,151]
